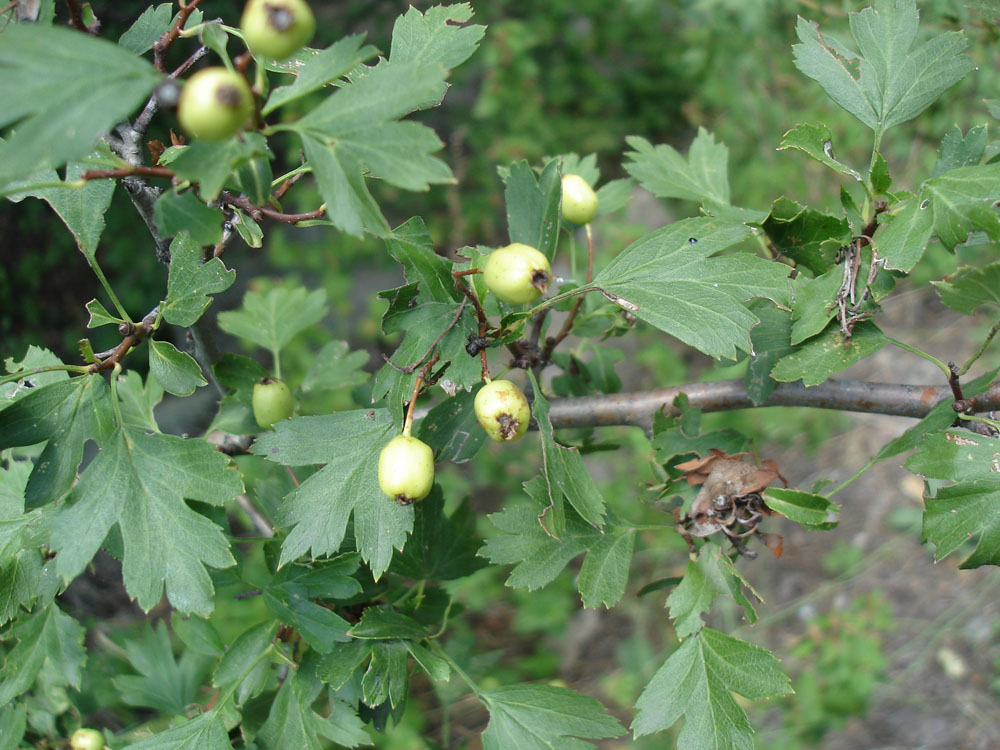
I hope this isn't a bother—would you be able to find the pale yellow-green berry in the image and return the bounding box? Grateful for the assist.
[474,379,531,442]
[378,434,435,505]
[177,67,253,141]
[241,0,316,60]
[561,174,599,225]
[482,243,551,305]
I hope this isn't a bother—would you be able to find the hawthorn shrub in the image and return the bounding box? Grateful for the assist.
[1,1,1000,748]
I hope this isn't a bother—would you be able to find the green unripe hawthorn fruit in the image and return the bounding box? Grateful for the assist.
[253,377,293,429]
[177,67,253,141]
[70,729,106,750]
[482,243,551,305]
[378,434,434,505]
[561,174,599,225]
[241,0,316,60]
[474,379,531,442]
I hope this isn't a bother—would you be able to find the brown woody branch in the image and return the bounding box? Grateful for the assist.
[546,378,1000,431]
[82,166,174,181]
[219,191,326,224]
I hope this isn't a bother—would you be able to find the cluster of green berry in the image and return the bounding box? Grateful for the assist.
[176,0,599,510]
[375,174,599,505]
[177,0,315,140]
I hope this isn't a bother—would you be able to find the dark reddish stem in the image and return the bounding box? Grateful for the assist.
[83,166,175,181]
[153,0,204,72]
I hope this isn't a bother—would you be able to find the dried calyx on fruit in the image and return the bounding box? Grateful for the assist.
[474,379,531,441]
[482,242,551,305]
[560,173,599,225]
[177,67,253,141]
[252,377,293,429]
[241,0,316,60]
[378,434,435,505]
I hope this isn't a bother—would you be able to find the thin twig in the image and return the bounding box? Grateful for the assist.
[152,0,204,73]
[82,166,174,181]
[542,224,595,360]
[382,299,467,374]
[219,191,326,224]
[959,317,1000,376]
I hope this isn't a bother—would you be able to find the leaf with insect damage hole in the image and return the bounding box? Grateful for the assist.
[907,430,1000,568]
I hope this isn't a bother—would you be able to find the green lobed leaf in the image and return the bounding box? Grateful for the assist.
[152,189,223,246]
[595,177,634,217]
[932,124,987,178]
[872,368,998,463]
[50,427,242,616]
[217,286,328,355]
[933,261,1000,314]
[213,620,278,690]
[0,704,26,750]
[263,34,378,115]
[263,583,352,653]
[919,164,1000,250]
[624,129,730,205]
[252,410,412,578]
[763,488,839,528]
[288,62,453,237]
[479,497,590,591]
[632,628,791,745]
[148,339,207,397]
[416,387,487,464]
[300,340,370,393]
[122,712,231,750]
[761,197,848,276]
[162,231,236,327]
[771,321,887,387]
[0,602,86,705]
[591,217,791,360]
[390,488,485,580]
[778,123,862,180]
[4,154,116,261]
[161,133,272,202]
[919,481,1000,568]
[668,546,761,639]
[531,376,607,532]
[504,159,561,258]
[373,296,478,424]
[481,684,625,750]
[0,375,113,508]
[361,640,409,708]
[348,605,427,640]
[0,346,68,409]
[0,25,161,188]
[118,3,173,54]
[86,298,122,328]
[317,639,373,690]
[259,673,371,750]
[171,612,225,658]
[112,622,211,714]
[386,217,461,303]
[872,195,935,272]
[389,3,485,71]
[745,300,795,406]
[577,526,635,609]
[792,0,972,135]
[870,151,892,194]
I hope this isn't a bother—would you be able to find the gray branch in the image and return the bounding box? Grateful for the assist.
[547,378,1000,431]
